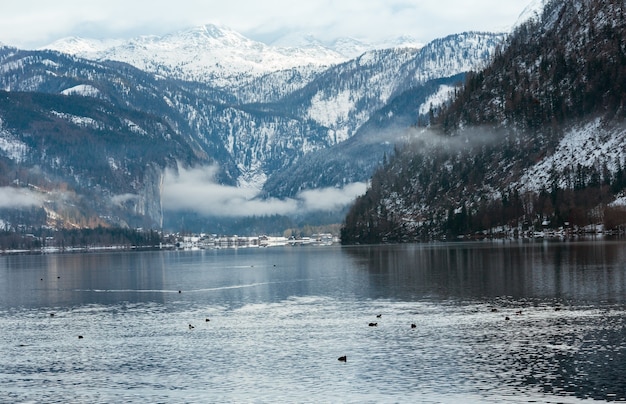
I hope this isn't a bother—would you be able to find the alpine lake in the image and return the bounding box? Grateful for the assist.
[1,240,625,403]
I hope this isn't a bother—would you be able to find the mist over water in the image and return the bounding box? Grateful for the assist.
[161,164,367,217]
[1,241,625,403]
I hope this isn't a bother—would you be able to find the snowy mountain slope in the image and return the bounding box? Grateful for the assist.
[272,32,505,146]
[42,24,430,99]
[517,119,626,192]
[514,0,547,28]
[401,32,505,86]
[263,74,466,199]
[0,124,28,163]
[43,37,125,55]
[142,31,504,189]
[210,32,505,197]
[224,65,329,104]
[268,33,423,59]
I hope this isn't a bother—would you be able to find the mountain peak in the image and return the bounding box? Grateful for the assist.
[160,24,255,48]
[514,0,547,28]
[196,24,229,38]
[43,36,124,54]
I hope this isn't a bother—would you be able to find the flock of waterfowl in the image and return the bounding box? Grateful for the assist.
[338,314,419,363]
[64,303,562,348]
[39,281,565,359]
[335,304,565,363]
[180,310,419,364]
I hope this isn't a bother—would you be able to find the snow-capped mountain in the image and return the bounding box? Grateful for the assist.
[273,32,505,147]
[268,33,422,59]
[44,25,349,87]
[267,33,372,59]
[43,24,428,91]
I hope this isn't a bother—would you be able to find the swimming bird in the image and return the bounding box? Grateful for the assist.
[78,335,84,339]
[205,318,210,322]
[338,356,347,362]
[376,314,382,318]
[505,316,510,321]
[189,324,195,329]
[368,322,378,327]
[411,323,417,329]
[49,313,55,317]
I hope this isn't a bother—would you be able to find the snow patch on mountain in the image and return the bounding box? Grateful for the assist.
[307,90,353,139]
[61,84,101,97]
[609,193,626,207]
[518,119,626,192]
[50,111,104,130]
[124,119,148,136]
[0,127,28,163]
[237,163,268,190]
[419,84,456,115]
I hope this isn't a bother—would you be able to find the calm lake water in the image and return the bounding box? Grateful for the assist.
[1,241,625,403]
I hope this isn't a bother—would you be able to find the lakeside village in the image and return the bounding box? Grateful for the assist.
[173,233,339,249]
[0,219,621,255]
[0,228,340,254]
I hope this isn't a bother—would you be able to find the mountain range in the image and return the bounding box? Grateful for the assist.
[0,21,505,233]
[44,25,422,90]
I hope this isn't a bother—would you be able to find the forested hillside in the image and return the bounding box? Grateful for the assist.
[0,90,198,229]
[341,0,626,244]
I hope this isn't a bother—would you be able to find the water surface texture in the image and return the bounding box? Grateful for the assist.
[1,241,625,403]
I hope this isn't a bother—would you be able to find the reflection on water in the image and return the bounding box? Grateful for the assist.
[0,252,168,307]
[345,241,626,302]
[0,242,625,403]
[345,241,626,402]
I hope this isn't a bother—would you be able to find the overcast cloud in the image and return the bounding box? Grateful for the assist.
[161,165,367,217]
[0,0,532,49]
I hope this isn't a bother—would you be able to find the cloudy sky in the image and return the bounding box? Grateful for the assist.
[0,0,533,49]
